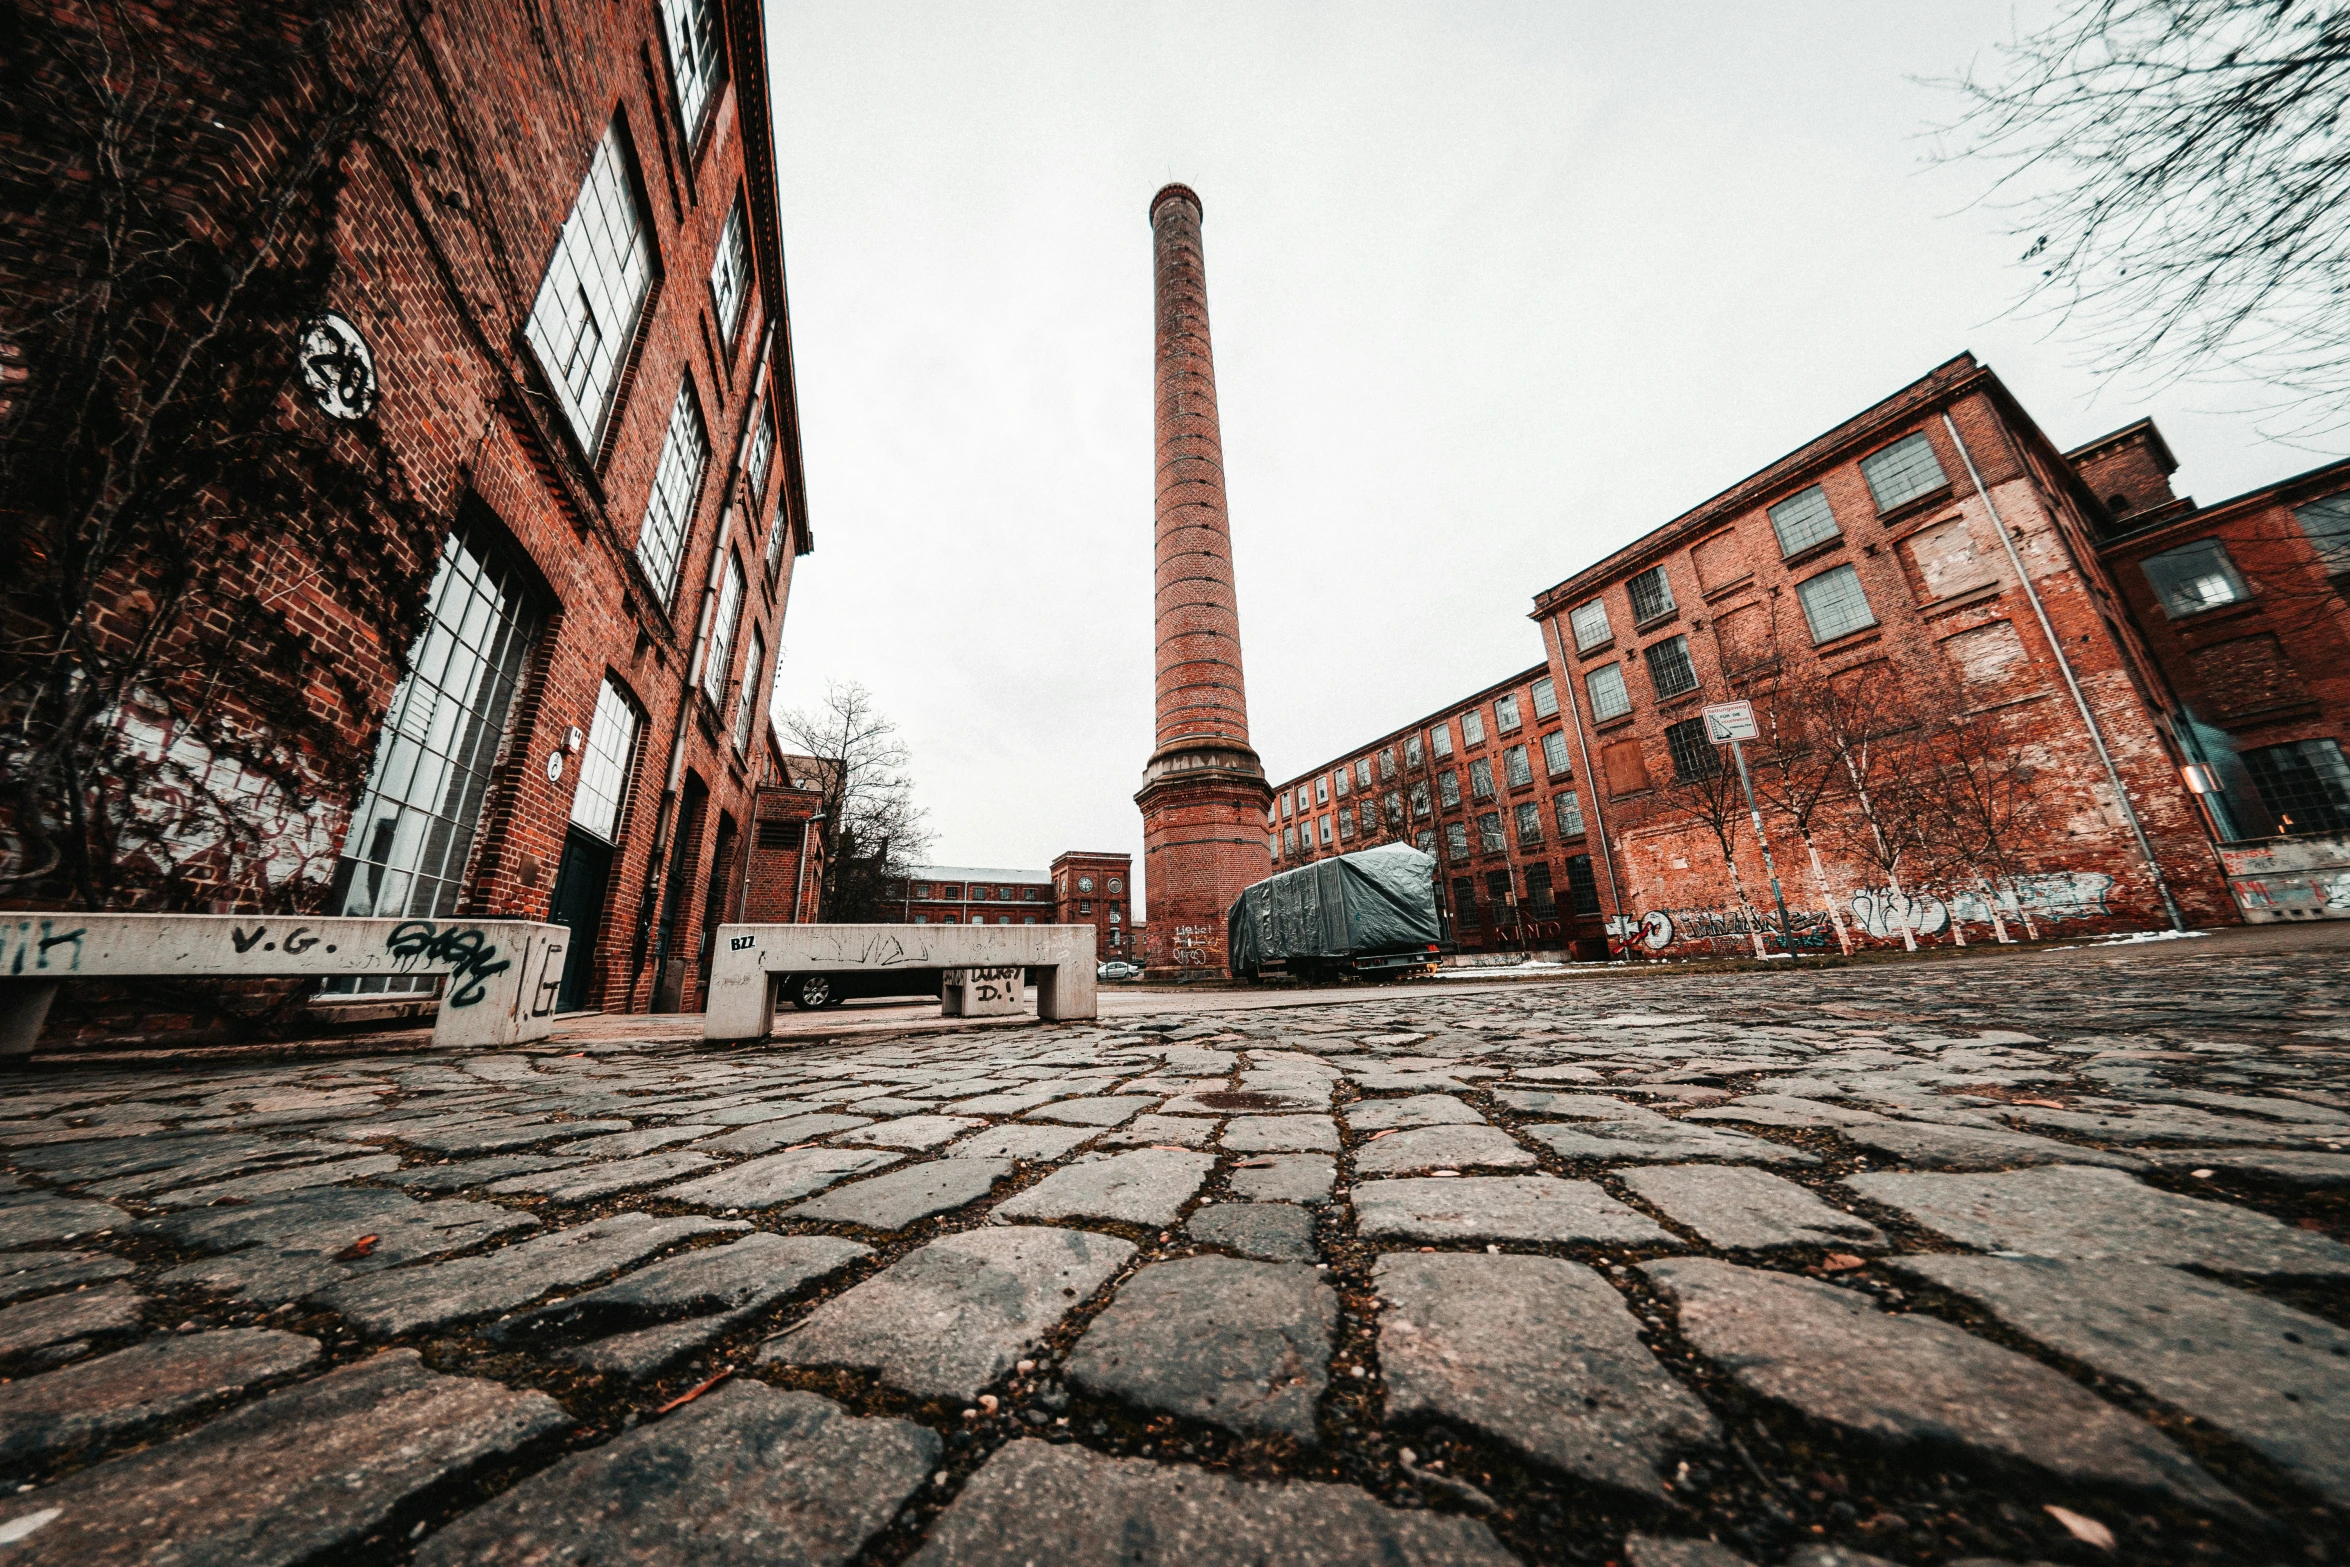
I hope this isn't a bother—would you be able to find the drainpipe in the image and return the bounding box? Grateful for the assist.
[1540,613,1630,956]
[1940,411,2186,932]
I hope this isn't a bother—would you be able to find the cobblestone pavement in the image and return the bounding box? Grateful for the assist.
[0,945,2345,1566]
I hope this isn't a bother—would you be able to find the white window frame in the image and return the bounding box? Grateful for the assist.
[701,552,745,702]
[1587,662,1631,722]
[524,121,655,455]
[635,383,709,604]
[732,626,765,752]
[1569,599,1613,651]
[569,678,642,842]
[660,0,728,145]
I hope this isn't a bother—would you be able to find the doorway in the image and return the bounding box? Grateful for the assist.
[548,826,614,1013]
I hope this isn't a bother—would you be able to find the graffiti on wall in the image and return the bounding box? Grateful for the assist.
[1615,871,2118,955]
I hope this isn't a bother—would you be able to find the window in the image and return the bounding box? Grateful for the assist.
[330,529,538,932]
[1645,634,1698,698]
[972,887,989,902]
[1409,781,1431,818]
[913,914,927,924]
[1542,731,1571,777]
[1340,805,1356,840]
[1404,733,1423,768]
[1385,791,1405,827]
[1554,790,1585,838]
[1283,826,1296,854]
[1431,723,1454,759]
[1108,910,1120,923]
[659,0,728,142]
[2242,739,2350,834]
[1315,777,1329,804]
[1438,769,1461,808]
[1356,758,1372,789]
[709,200,752,346]
[1334,768,1350,797]
[636,384,709,603]
[1494,694,1521,733]
[525,122,655,452]
[1079,900,1092,915]
[1569,599,1613,651]
[914,884,931,899]
[1379,747,1397,780]
[764,497,790,577]
[1469,758,1495,799]
[1628,565,1676,624]
[1078,875,1095,891]
[1587,663,1631,722]
[1515,801,1543,845]
[700,553,745,701]
[1504,745,1531,787]
[1486,869,1514,911]
[1415,830,1436,856]
[1462,709,1486,746]
[998,887,1011,898]
[943,915,959,924]
[1319,815,1333,846]
[1451,875,1478,923]
[1281,794,1293,819]
[1665,716,1721,780]
[1796,564,1878,643]
[2142,540,2249,618]
[1525,862,1556,917]
[731,628,764,751]
[1530,676,1558,719]
[743,398,775,504]
[941,885,960,898]
[1860,432,1947,512]
[1767,485,1840,556]
[569,678,641,842]
[1477,811,1505,852]
[1026,916,1039,925]
[1445,822,1470,861]
[1565,854,1601,915]
[2297,493,2350,571]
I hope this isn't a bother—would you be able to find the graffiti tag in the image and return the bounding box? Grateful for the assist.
[229,925,327,955]
[4,921,85,976]
[386,920,509,1008]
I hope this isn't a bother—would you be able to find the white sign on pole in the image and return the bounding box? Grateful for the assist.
[1703,700,1758,744]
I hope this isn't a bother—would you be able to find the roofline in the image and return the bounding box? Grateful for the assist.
[2062,415,2178,476]
[1527,352,1989,616]
[900,866,1054,882]
[726,0,812,556]
[2097,453,2350,555]
[1268,661,1553,793]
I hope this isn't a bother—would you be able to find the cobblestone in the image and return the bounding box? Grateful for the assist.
[1620,1165,1888,1251]
[1067,1254,1335,1440]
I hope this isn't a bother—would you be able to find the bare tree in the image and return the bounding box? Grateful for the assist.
[0,3,438,913]
[1809,679,1938,951]
[1935,0,2350,429]
[1917,704,2051,941]
[1745,685,1860,957]
[775,681,931,921]
[1657,726,1774,958]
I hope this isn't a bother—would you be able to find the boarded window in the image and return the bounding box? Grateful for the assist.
[1603,738,1652,796]
[1941,620,2034,695]
[1691,528,1747,591]
[1714,603,1775,675]
[2188,635,2312,720]
[1899,518,1996,601]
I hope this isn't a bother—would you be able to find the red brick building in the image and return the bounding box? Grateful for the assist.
[5,0,810,1027]
[739,744,828,926]
[1268,670,1608,957]
[869,851,1134,957]
[1526,353,2235,956]
[1051,851,1135,957]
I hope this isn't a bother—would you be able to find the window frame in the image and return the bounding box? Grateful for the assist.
[1627,565,1676,626]
[2141,538,2250,619]
[1587,662,1632,723]
[1859,431,1949,513]
[1568,599,1613,651]
[634,380,710,607]
[1795,562,1879,643]
[523,120,658,460]
[1766,484,1841,557]
[1644,634,1699,699]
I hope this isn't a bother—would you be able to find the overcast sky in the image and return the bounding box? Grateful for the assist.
[761,1,2343,905]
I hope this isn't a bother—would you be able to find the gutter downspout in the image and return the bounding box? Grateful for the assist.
[1540,613,1630,957]
[1941,411,2186,932]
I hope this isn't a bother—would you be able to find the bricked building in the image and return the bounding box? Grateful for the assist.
[1526,353,2236,956]
[871,851,1135,956]
[5,0,811,1026]
[1267,669,1609,958]
[740,743,828,926]
[1051,851,1135,957]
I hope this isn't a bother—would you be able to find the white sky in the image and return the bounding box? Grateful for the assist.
[761,1,2343,908]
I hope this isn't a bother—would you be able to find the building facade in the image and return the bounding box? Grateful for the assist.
[887,867,1055,926]
[1267,669,1609,957]
[5,0,810,1032]
[1526,354,2235,958]
[1051,852,1135,957]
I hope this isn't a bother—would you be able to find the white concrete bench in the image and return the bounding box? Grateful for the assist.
[704,923,1097,1041]
[0,914,571,1058]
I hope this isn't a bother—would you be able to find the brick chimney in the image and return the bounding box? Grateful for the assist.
[1136,183,1272,978]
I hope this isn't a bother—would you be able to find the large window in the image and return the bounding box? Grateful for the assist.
[1409,781,1431,818]
[1469,757,1495,799]
[764,497,790,578]
[1379,746,1397,780]
[1768,485,1840,556]
[1445,823,1469,861]
[1404,734,1423,768]
[732,629,765,752]
[1385,791,1405,827]
[1462,709,1486,747]
[701,553,745,703]
[1796,564,1878,642]
[2141,539,2248,618]
[1316,777,1329,804]
[1665,716,1720,780]
[1438,769,1461,809]
[1477,811,1506,852]
[1587,663,1631,722]
[1860,432,1947,512]
[1542,731,1571,776]
[525,122,655,453]
[1645,634,1699,698]
[1530,676,1558,719]
[1569,599,1613,651]
[2297,493,2350,572]
[1333,767,1349,797]
[636,384,709,603]
[1504,744,1533,788]
[330,529,538,931]
[1494,693,1522,733]
[1356,758,1373,789]
[1430,722,1454,759]
[2242,739,2350,834]
[660,0,728,143]
[1340,805,1356,841]
[1319,815,1333,846]
[1565,854,1601,915]
[569,678,642,841]
[1628,565,1676,625]
[742,397,775,504]
[1554,790,1585,838]
[1515,801,1543,845]
[1282,826,1297,855]
[710,201,751,347]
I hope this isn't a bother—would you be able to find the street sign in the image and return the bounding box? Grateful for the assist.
[1703,700,1758,744]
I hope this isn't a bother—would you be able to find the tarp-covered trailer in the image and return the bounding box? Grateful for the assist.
[1227,842,1443,981]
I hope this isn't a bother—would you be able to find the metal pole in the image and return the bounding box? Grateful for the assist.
[1730,737,1792,953]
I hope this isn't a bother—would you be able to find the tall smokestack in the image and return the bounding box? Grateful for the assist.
[1137,183,1271,978]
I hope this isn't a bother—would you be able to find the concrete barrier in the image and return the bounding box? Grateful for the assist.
[705,923,1097,1041]
[0,913,570,1058]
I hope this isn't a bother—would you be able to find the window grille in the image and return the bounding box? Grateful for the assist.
[732,628,764,751]
[1462,709,1485,746]
[1410,781,1431,818]
[710,201,751,344]
[1565,854,1600,915]
[1859,432,1947,512]
[1542,731,1571,776]
[1569,599,1612,650]
[1340,806,1356,840]
[1505,745,1532,788]
[1445,822,1469,861]
[2296,493,2350,571]
[1587,663,1631,722]
[1530,676,1558,718]
[701,553,744,701]
[1404,734,1423,767]
[1665,716,1720,780]
[1554,790,1585,838]
[525,122,654,451]
[1478,811,1505,852]
[1356,759,1372,788]
[1525,862,1556,918]
[1470,758,1495,799]
[743,398,775,503]
[1431,723,1453,758]
[1767,485,1840,556]
[2242,739,2350,834]
[1379,747,1397,779]
[1494,694,1521,733]
[1795,564,1877,642]
[1438,770,1461,808]
[569,679,641,841]
[660,0,728,141]
[1515,801,1543,845]
[1628,565,1675,624]
[1645,634,1698,698]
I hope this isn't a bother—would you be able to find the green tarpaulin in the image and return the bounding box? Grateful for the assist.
[1227,843,1441,978]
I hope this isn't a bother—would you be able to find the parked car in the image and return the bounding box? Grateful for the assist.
[1096,960,1143,982]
